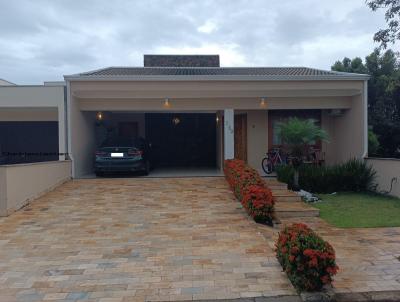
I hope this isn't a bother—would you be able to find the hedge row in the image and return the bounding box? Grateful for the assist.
[224,159,274,224]
[276,223,339,292]
[276,158,376,193]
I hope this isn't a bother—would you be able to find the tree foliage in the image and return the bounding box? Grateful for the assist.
[277,117,329,190]
[366,0,400,49]
[278,118,329,158]
[368,129,380,155]
[331,57,368,74]
[332,49,400,158]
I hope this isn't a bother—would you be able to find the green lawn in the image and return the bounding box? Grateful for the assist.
[313,192,400,228]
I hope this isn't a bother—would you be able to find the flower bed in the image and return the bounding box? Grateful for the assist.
[275,223,338,292]
[224,159,274,224]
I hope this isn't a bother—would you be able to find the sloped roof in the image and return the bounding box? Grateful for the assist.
[0,78,16,86]
[65,66,369,80]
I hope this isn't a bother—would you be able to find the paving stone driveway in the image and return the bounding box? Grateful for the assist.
[281,217,400,295]
[0,178,295,302]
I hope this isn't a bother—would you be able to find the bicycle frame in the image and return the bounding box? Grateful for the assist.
[262,148,286,174]
[268,148,283,165]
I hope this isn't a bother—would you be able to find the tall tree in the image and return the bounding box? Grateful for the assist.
[332,57,367,74]
[366,0,400,49]
[332,50,400,158]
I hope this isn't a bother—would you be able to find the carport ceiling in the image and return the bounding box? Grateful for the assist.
[72,88,361,99]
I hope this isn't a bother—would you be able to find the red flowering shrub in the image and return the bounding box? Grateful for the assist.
[242,185,274,224]
[275,223,338,292]
[224,159,275,224]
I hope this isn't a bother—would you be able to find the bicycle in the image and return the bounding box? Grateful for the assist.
[261,148,284,174]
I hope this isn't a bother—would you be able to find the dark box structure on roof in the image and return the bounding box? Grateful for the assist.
[144,55,220,67]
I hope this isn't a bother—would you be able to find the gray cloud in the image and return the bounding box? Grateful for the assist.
[0,0,391,84]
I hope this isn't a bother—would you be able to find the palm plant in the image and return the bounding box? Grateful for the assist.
[277,117,329,190]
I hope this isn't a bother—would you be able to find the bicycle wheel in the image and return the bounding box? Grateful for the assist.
[262,157,273,174]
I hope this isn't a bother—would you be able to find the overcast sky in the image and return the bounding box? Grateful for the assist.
[0,0,393,84]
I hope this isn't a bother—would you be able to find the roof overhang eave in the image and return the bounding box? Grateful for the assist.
[63,74,371,82]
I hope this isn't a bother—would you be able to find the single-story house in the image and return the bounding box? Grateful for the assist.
[1,54,369,179]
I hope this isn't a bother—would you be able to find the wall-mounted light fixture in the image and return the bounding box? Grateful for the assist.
[96,111,103,121]
[164,98,171,108]
[260,97,267,108]
[216,116,220,124]
[172,117,180,125]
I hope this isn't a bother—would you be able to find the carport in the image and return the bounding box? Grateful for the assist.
[66,79,229,178]
[66,70,245,178]
[88,110,220,177]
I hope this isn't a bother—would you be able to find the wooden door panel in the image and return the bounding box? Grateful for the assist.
[234,114,247,161]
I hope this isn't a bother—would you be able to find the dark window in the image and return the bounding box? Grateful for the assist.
[0,122,58,164]
[268,110,322,148]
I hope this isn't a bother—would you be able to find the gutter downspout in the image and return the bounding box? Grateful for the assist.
[63,86,68,160]
[66,80,74,178]
[362,80,368,158]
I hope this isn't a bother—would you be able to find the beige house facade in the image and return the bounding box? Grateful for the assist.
[63,55,369,178]
[0,54,371,179]
[0,54,375,214]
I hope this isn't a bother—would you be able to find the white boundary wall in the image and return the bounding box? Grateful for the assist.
[0,160,72,216]
[366,158,400,198]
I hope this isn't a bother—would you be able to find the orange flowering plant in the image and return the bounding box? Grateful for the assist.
[224,159,275,224]
[241,185,274,224]
[275,223,338,292]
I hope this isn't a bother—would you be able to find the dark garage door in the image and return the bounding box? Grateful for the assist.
[145,113,216,167]
[0,122,59,164]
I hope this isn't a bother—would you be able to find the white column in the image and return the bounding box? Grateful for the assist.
[224,109,234,160]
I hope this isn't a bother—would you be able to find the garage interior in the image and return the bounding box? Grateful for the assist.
[92,111,222,177]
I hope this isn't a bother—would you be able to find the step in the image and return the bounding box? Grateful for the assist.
[264,180,288,190]
[268,184,288,190]
[273,194,302,202]
[274,202,320,219]
[272,190,302,202]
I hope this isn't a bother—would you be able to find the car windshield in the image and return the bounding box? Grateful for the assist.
[101,137,143,148]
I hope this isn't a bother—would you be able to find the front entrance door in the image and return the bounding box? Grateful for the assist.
[234,114,247,162]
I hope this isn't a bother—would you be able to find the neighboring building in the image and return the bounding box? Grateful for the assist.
[0,55,370,178]
[0,82,66,165]
[0,79,16,86]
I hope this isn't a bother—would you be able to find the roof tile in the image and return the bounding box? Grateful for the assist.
[69,66,368,80]
[79,67,340,77]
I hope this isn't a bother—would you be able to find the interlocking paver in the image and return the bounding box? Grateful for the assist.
[0,177,295,301]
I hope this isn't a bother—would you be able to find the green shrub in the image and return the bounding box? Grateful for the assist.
[276,159,376,193]
[276,164,294,185]
[368,129,380,156]
[339,159,376,192]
